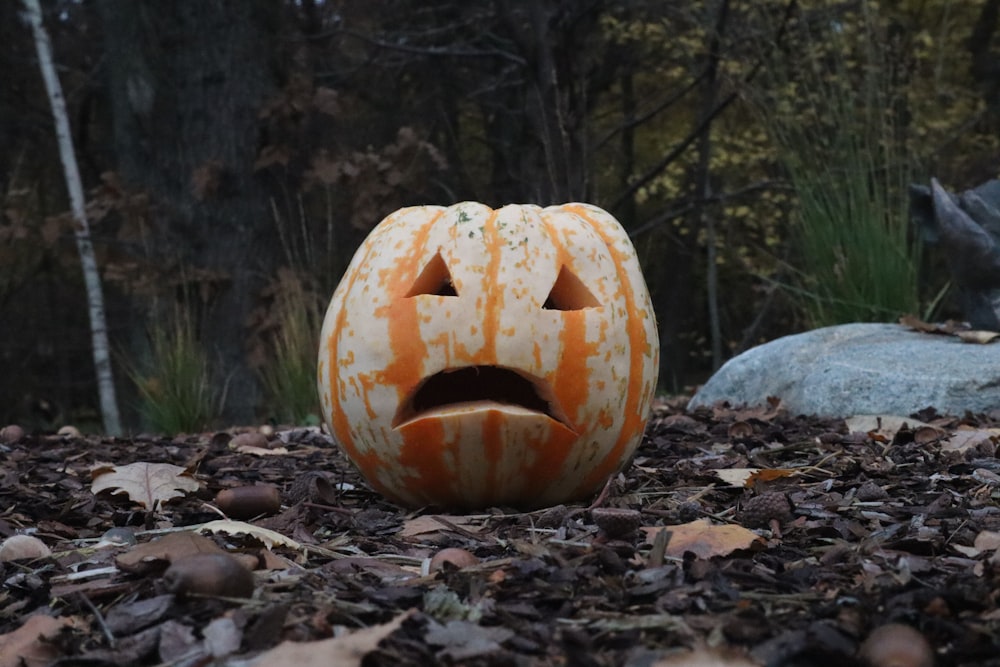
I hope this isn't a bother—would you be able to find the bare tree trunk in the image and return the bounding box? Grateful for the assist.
[696,0,730,371]
[98,1,279,425]
[22,0,122,435]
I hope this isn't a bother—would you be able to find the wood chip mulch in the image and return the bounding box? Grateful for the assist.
[2,398,1000,666]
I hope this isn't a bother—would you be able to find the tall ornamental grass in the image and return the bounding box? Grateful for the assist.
[125,307,216,433]
[255,270,324,425]
[753,3,921,327]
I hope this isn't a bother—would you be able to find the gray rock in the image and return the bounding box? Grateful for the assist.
[687,323,1000,418]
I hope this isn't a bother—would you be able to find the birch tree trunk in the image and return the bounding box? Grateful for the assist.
[22,0,122,435]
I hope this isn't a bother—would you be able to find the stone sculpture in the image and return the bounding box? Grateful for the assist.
[910,178,1000,331]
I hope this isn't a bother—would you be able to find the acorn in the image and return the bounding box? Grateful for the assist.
[428,547,480,573]
[162,552,255,599]
[214,485,282,520]
[858,623,933,667]
[727,420,754,439]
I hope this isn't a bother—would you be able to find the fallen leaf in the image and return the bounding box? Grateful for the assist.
[975,531,1000,552]
[942,428,1000,453]
[956,330,1000,344]
[233,444,290,456]
[899,314,948,334]
[0,615,84,667]
[844,415,932,439]
[398,515,484,539]
[713,468,796,488]
[957,529,1000,558]
[91,462,200,508]
[250,608,414,666]
[197,519,302,550]
[642,519,765,559]
[203,616,243,658]
[115,531,225,573]
[425,619,514,662]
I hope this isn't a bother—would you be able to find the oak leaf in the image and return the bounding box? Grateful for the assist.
[642,519,764,559]
[91,462,200,508]
[197,519,302,550]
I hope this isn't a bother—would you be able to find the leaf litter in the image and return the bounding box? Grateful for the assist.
[1,400,1000,665]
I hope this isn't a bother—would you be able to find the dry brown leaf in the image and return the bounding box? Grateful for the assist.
[974,530,1000,552]
[942,428,1000,453]
[712,468,795,488]
[398,515,484,538]
[844,415,932,439]
[250,608,414,666]
[91,462,200,508]
[0,615,85,667]
[115,531,225,572]
[642,519,765,559]
[956,330,1000,344]
[899,314,945,334]
[197,519,302,550]
[233,444,290,456]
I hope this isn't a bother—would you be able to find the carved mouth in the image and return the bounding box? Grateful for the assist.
[393,366,573,431]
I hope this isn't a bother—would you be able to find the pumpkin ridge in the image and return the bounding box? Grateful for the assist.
[564,204,659,495]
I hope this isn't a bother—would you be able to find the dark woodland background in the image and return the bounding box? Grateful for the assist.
[2,0,999,431]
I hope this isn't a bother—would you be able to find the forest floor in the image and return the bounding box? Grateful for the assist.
[2,398,1000,667]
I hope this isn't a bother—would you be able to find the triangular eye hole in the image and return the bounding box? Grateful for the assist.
[405,252,458,297]
[543,265,600,310]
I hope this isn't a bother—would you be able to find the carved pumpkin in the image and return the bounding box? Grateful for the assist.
[317,202,659,509]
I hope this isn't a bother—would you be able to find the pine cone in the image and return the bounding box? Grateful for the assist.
[739,491,792,527]
[591,507,642,538]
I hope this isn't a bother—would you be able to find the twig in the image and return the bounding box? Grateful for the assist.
[76,592,115,648]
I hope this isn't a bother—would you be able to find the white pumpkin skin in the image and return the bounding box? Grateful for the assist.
[318,202,659,510]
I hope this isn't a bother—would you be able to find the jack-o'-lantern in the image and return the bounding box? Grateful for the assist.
[317,202,659,510]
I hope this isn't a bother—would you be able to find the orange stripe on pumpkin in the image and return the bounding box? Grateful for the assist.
[397,416,458,506]
[563,205,656,496]
[480,208,502,363]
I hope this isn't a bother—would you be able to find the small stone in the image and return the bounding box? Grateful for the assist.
[591,507,642,538]
[0,534,51,561]
[97,527,138,547]
[57,425,82,438]
[0,424,25,444]
[739,492,792,527]
[677,500,703,522]
[856,480,889,501]
[858,623,933,667]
